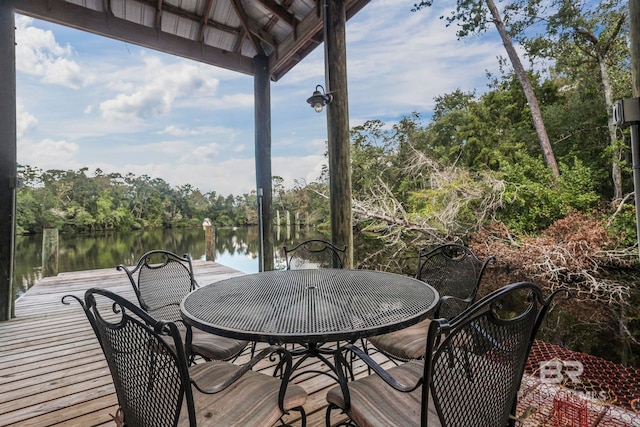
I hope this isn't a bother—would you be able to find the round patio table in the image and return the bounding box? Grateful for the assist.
[181,269,439,380]
[181,268,438,343]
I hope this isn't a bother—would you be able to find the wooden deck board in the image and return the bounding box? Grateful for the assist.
[0,261,372,427]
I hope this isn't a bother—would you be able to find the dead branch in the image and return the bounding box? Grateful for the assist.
[352,149,505,249]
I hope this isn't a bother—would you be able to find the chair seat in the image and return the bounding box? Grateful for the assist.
[179,361,308,427]
[367,318,432,360]
[191,328,248,361]
[165,327,249,361]
[326,360,440,427]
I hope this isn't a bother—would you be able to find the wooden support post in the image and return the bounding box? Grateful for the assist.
[254,54,274,271]
[202,218,215,261]
[629,0,640,258]
[324,0,354,267]
[0,3,16,320]
[42,229,59,277]
[631,0,640,97]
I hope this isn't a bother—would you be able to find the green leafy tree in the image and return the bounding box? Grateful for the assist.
[508,0,630,200]
[413,0,560,177]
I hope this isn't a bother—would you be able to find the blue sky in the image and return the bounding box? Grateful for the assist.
[15,1,506,196]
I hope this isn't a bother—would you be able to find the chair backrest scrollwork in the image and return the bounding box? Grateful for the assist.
[417,243,494,319]
[423,282,569,427]
[284,239,347,269]
[118,250,197,324]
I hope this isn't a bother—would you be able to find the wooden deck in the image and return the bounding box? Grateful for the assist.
[0,261,391,427]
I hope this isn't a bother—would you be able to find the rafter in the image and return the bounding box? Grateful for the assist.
[270,0,370,80]
[136,0,241,35]
[155,0,163,30]
[13,0,370,81]
[198,0,216,42]
[103,0,112,16]
[229,0,265,56]
[257,0,297,28]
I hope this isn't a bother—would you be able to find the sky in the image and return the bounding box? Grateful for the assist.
[14,0,507,197]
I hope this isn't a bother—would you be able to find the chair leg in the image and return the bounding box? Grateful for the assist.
[278,406,306,427]
[325,402,338,427]
[326,403,356,427]
[297,406,307,427]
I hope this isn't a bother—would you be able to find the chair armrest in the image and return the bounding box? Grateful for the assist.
[191,345,285,393]
[333,343,423,409]
[190,345,294,412]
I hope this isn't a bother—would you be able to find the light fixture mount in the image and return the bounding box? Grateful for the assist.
[306,85,333,113]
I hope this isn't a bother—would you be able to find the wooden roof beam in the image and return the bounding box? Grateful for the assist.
[103,0,112,16]
[135,0,240,35]
[257,0,297,28]
[230,0,265,56]
[269,0,369,81]
[14,0,255,76]
[155,0,164,30]
[198,0,216,42]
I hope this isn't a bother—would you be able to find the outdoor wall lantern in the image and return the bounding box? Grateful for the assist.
[306,85,333,113]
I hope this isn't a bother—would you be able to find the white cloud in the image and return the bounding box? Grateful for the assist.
[179,143,222,163]
[15,16,93,89]
[157,125,243,141]
[272,155,326,189]
[159,125,202,137]
[75,151,325,196]
[344,5,503,114]
[18,138,80,169]
[116,158,257,196]
[16,102,37,139]
[99,57,220,122]
[210,93,255,109]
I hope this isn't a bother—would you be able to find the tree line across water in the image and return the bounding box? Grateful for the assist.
[16,166,261,234]
[16,0,640,366]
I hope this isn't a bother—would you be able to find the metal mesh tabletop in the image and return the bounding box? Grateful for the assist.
[181,269,439,344]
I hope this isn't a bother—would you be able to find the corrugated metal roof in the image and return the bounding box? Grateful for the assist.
[13,0,370,81]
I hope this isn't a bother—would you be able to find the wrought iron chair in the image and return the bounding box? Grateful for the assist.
[117,250,249,362]
[282,239,348,357]
[326,281,569,427]
[62,288,307,427]
[284,239,347,269]
[366,243,495,361]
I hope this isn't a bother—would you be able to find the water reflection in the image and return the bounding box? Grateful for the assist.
[13,226,328,302]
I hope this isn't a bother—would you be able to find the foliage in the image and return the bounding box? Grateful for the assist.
[413,0,561,178]
[498,157,600,233]
[469,213,640,364]
[506,0,630,199]
[16,166,261,234]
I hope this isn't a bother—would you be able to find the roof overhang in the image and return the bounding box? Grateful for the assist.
[13,0,370,81]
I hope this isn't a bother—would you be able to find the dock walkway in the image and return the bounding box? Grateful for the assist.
[0,261,379,427]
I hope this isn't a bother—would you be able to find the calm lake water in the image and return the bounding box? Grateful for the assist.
[13,225,326,303]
